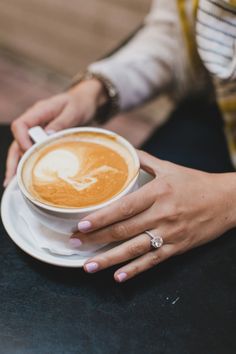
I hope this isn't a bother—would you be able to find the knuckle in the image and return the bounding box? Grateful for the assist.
[131,264,140,275]
[119,200,134,218]
[163,181,173,195]
[157,180,173,197]
[110,223,128,240]
[97,255,110,268]
[165,224,189,246]
[149,252,161,266]
[167,206,179,221]
[159,203,179,222]
[175,223,187,237]
[127,242,144,258]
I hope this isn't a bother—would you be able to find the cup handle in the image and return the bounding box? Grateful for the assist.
[28,126,50,144]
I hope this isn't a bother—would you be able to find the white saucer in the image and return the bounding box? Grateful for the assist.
[1,170,153,267]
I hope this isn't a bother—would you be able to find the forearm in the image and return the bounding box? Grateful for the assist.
[88,1,179,112]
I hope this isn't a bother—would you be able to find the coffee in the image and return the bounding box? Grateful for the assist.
[21,132,137,208]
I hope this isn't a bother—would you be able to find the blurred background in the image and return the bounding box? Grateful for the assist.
[0,0,172,145]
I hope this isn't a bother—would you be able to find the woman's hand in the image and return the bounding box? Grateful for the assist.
[71,150,236,282]
[4,79,108,186]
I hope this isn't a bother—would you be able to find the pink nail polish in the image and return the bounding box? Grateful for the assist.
[85,262,99,273]
[116,272,127,282]
[78,220,92,232]
[69,238,82,248]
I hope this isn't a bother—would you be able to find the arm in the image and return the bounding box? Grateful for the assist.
[88,0,179,111]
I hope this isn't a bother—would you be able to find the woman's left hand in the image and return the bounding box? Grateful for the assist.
[71,150,236,282]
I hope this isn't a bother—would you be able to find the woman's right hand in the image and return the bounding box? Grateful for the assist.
[4,78,108,186]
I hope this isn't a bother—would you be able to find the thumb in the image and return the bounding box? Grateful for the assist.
[45,105,80,132]
[137,150,165,176]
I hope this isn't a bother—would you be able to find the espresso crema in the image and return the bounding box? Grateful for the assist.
[22,132,137,208]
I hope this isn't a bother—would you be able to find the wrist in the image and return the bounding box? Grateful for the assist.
[69,78,108,107]
[69,71,119,124]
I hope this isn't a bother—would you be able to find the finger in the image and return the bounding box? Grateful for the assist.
[45,104,79,132]
[11,95,67,150]
[114,244,175,282]
[73,207,156,245]
[4,141,21,187]
[77,179,157,233]
[11,119,33,151]
[83,233,151,273]
[137,149,165,175]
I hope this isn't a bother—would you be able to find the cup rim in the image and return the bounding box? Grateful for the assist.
[17,127,140,214]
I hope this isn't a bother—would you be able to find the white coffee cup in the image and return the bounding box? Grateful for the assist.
[17,126,140,234]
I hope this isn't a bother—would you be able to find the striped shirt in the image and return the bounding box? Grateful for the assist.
[196,0,236,164]
[197,0,236,80]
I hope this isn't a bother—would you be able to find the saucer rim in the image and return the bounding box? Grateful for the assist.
[1,177,87,267]
[1,171,153,267]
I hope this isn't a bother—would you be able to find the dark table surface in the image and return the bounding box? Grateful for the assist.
[0,98,236,354]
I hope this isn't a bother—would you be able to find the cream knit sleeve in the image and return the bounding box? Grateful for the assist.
[88,0,181,112]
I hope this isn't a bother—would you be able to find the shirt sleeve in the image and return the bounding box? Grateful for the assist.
[88,0,179,112]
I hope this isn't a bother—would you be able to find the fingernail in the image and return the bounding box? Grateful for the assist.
[46,129,56,135]
[78,220,92,232]
[3,179,7,188]
[69,238,82,248]
[85,262,99,273]
[116,272,127,283]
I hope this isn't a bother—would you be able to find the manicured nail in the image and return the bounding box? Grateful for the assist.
[78,220,92,232]
[116,272,127,283]
[85,262,99,273]
[69,238,82,248]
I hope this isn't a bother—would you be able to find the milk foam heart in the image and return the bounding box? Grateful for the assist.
[34,149,80,182]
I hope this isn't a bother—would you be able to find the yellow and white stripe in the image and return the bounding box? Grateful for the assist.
[178,0,236,167]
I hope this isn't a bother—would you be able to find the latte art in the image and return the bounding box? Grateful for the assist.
[34,149,80,182]
[22,132,137,208]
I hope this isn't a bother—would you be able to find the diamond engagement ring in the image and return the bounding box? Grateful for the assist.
[145,230,163,249]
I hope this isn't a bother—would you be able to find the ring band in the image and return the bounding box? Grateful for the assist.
[145,230,163,249]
